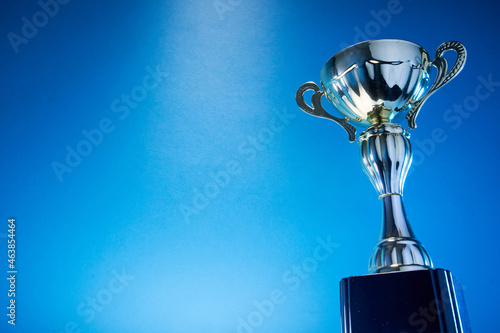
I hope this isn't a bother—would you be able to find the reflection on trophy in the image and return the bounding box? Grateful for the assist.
[296,40,471,332]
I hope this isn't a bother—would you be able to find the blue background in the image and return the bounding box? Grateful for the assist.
[1,0,499,332]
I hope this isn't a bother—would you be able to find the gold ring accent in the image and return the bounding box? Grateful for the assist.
[378,192,402,200]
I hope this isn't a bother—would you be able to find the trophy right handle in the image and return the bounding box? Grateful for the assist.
[407,41,467,129]
[296,82,357,142]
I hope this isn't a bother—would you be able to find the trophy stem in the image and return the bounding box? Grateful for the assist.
[381,195,414,239]
[359,123,433,273]
[370,194,433,273]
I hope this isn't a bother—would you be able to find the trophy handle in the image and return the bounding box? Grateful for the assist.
[296,81,357,142]
[407,41,467,129]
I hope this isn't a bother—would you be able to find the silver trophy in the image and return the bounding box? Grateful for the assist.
[296,39,470,332]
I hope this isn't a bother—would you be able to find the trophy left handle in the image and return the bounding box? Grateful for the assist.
[407,41,467,129]
[296,82,357,142]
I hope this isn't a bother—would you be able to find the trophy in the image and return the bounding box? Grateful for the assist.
[296,39,471,332]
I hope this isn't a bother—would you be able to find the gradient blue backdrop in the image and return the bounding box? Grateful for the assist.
[1,0,499,332]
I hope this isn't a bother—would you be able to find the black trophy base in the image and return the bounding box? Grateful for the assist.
[340,268,471,333]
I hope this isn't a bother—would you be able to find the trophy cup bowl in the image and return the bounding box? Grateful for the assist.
[297,39,466,141]
[296,39,471,332]
[320,39,431,127]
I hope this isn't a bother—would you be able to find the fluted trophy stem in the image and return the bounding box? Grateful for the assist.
[359,123,432,273]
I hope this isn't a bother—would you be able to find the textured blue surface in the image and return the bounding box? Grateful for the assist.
[1,0,499,332]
